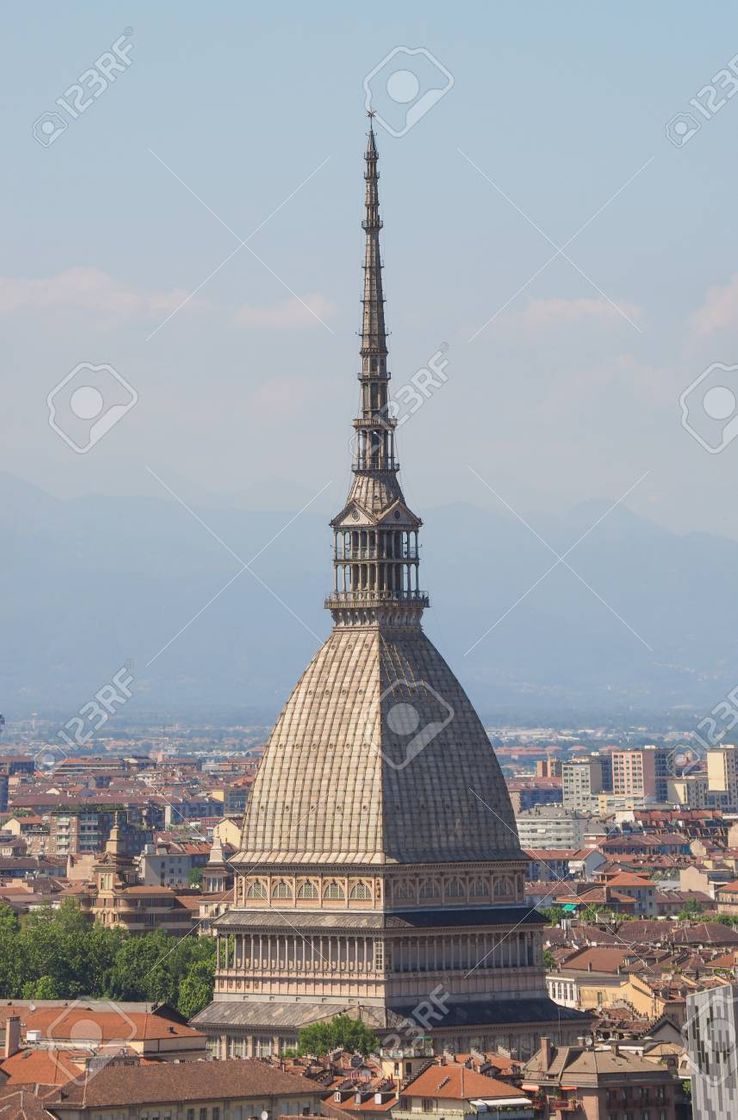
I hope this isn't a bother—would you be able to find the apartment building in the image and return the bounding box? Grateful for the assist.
[516,806,592,850]
[611,746,669,802]
[562,758,603,810]
[707,744,738,810]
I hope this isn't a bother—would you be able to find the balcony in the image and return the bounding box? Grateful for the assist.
[326,589,429,607]
[337,549,419,561]
[549,1098,580,1113]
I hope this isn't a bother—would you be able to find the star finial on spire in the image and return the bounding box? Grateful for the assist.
[365,109,378,157]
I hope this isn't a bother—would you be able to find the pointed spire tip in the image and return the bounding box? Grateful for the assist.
[366,109,378,155]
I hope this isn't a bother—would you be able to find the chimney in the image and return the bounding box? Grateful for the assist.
[4,1016,20,1058]
[540,1037,552,1069]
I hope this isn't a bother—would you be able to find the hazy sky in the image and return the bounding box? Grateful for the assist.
[5,2,738,538]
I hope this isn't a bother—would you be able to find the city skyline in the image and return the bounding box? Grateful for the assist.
[2,9,738,1117]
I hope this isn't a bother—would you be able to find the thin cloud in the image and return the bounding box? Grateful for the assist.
[0,267,198,319]
[499,295,641,331]
[691,274,738,334]
[232,293,335,329]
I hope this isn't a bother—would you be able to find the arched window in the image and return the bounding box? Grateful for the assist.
[446,877,466,899]
[394,879,415,901]
[470,878,489,898]
[323,880,345,901]
[246,880,267,899]
[494,876,513,898]
[419,878,441,899]
[349,881,372,901]
[297,880,319,900]
[272,879,293,899]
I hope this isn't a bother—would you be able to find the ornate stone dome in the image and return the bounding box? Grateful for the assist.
[237,625,522,866]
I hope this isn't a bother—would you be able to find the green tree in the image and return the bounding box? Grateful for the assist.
[177,958,214,1019]
[0,929,21,996]
[678,899,704,921]
[108,929,216,1010]
[0,904,19,934]
[108,930,178,1004]
[188,867,204,888]
[22,975,60,999]
[297,1014,378,1057]
[0,900,216,1015]
[539,905,565,925]
[543,948,557,970]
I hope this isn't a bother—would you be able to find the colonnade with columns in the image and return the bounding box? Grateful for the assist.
[214,926,542,999]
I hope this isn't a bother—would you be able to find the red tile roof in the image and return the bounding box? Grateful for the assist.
[53,1059,321,1108]
[0,1005,203,1042]
[403,1065,526,1101]
[0,1049,81,1087]
[607,872,655,888]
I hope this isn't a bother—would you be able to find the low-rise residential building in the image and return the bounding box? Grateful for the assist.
[393,1061,533,1120]
[546,947,631,1011]
[522,1036,679,1120]
[47,1059,324,1120]
[525,850,575,882]
[680,863,736,898]
[621,973,698,1028]
[138,839,210,888]
[0,1002,209,1066]
[716,878,738,915]
[603,871,657,917]
[212,817,243,847]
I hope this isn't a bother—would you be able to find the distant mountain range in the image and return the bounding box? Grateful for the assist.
[2,471,737,725]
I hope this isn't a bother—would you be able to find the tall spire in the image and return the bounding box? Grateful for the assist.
[325,118,428,628]
[354,113,396,475]
[361,115,387,367]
